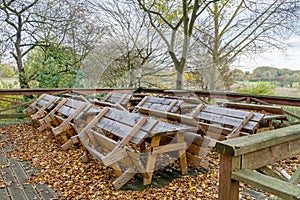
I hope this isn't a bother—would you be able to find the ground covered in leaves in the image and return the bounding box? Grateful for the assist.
[0,123,220,199]
[0,123,298,199]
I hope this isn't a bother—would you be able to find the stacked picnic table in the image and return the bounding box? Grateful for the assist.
[23,92,289,189]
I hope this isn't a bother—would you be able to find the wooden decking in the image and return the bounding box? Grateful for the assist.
[0,135,57,200]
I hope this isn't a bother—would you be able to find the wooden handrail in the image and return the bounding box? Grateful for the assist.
[215,124,300,200]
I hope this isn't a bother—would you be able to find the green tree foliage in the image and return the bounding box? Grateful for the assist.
[25,43,86,88]
[0,64,15,78]
[237,81,276,95]
[249,66,299,87]
[231,69,245,82]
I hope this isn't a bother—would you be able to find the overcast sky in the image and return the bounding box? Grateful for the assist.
[234,36,300,72]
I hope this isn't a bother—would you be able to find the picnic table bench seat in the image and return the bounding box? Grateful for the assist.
[23,94,60,120]
[37,96,92,146]
[91,92,133,111]
[134,96,184,114]
[217,101,288,131]
[188,104,265,140]
[77,107,198,189]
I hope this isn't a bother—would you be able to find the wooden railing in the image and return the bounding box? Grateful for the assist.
[216,124,300,200]
[0,88,300,123]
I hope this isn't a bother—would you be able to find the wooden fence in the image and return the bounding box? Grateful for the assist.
[0,88,300,123]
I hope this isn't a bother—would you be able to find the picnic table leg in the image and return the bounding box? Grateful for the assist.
[176,132,188,175]
[143,135,161,185]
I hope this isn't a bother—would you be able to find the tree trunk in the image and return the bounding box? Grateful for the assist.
[15,15,30,89]
[176,71,183,90]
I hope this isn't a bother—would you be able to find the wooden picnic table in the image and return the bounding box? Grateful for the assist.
[77,107,198,189]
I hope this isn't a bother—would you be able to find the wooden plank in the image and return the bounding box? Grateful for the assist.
[218,154,240,200]
[135,96,149,108]
[102,148,128,166]
[64,98,85,108]
[146,96,167,104]
[143,135,161,185]
[187,143,209,157]
[232,169,300,200]
[0,152,10,200]
[58,105,71,117]
[218,101,285,114]
[95,117,148,145]
[186,152,209,170]
[203,105,264,122]
[113,117,147,148]
[0,159,27,200]
[182,132,210,147]
[176,132,188,175]
[189,104,206,118]
[18,161,57,200]
[150,104,169,112]
[215,124,300,156]
[150,120,197,136]
[242,138,300,169]
[195,112,259,131]
[116,93,130,105]
[102,92,112,102]
[113,167,136,189]
[226,112,254,139]
[127,151,148,178]
[89,129,117,152]
[257,166,287,181]
[152,142,187,155]
[104,108,157,132]
[37,99,48,107]
[136,107,199,128]
[34,184,57,200]
[290,166,300,185]
[9,158,40,200]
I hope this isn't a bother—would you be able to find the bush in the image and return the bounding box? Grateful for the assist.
[237,81,276,95]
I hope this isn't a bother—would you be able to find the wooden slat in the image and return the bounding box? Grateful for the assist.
[151,142,187,155]
[187,143,209,157]
[0,155,27,200]
[0,152,10,200]
[215,124,300,156]
[89,129,117,152]
[113,167,136,189]
[242,138,300,169]
[104,108,157,132]
[195,112,259,131]
[232,169,300,200]
[218,102,285,115]
[186,152,209,170]
[289,167,300,185]
[136,107,199,128]
[226,112,255,139]
[95,118,148,145]
[150,120,197,136]
[64,98,84,108]
[202,104,264,122]
[143,135,161,185]
[9,158,40,200]
[37,99,48,107]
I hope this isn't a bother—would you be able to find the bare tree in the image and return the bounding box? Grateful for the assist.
[193,0,300,90]
[0,0,41,88]
[136,0,217,89]
[83,0,169,88]
[0,0,103,88]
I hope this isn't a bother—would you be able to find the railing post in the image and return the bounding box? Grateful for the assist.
[219,154,240,200]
